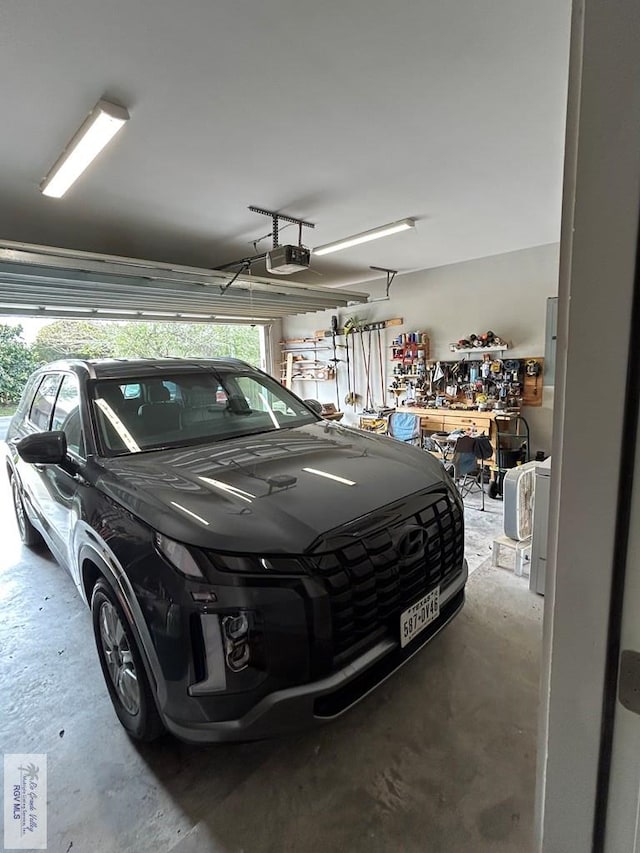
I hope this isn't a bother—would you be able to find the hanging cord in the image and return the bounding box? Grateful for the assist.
[358,328,367,411]
[248,270,257,340]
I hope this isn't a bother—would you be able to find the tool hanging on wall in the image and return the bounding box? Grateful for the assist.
[367,329,374,409]
[526,358,541,396]
[377,327,385,407]
[329,315,340,408]
[332,315,405,409]
[343,322,351,405]
[343,317,359,406]
[359,325,373,411]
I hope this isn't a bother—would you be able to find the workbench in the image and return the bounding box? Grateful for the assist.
[396,406,520,461]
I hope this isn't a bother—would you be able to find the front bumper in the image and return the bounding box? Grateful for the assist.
[162,559,467,742]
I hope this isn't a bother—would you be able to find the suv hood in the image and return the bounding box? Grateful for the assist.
[96,421,450,553]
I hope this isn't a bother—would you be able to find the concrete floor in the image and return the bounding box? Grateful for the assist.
[0,471,541,853]
[460,489,505,574]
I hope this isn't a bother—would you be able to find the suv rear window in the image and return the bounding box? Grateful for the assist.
[29,374,62,431]
[13,374,41,421]
[51,373,85,457]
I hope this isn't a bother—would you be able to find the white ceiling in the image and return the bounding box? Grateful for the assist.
[0,0,570,289]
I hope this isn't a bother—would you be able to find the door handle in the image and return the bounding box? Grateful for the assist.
[619,650,640,714]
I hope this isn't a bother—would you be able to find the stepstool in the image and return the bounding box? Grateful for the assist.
[492,535,532,577]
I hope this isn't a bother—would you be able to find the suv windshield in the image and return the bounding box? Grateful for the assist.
[92,369,319,455]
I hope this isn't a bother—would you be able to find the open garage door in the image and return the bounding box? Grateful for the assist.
[0,240,368,323]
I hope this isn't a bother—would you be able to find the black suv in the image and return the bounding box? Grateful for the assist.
[5,359,467,742]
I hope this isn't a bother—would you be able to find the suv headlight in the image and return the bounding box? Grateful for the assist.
[209,554,307,575]
[156,533,204,579]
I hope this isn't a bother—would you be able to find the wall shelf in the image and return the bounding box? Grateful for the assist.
[448,345,509,355]
[281,346,331,352]
[280,337,335,389]
[389,333,430,397]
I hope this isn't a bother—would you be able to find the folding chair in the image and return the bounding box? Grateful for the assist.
[452,434,493,511]
[387,411,422,446]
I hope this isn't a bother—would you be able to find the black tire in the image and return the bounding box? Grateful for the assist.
[10,473,42,547]
[91,578,165,742]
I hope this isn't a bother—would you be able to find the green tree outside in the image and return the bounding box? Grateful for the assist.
[106,321,260,362]
[31,319,261,365]
[0,319,261,407]
[0,324,38,406]
[32,319,114,362]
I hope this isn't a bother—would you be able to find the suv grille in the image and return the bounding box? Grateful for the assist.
[305,488,464,662]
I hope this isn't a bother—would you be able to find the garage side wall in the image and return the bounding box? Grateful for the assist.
[281,242,559,453]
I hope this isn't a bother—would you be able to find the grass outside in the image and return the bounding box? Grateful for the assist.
[0,404,17,417]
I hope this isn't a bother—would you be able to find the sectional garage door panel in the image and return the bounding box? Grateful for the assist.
[0,241,368,322]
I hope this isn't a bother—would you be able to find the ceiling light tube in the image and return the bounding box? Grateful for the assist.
[0,303,41,310]
[44,305,92,312]
[313,218,415,256]
[40,99,130,198]
[216,316,271,322]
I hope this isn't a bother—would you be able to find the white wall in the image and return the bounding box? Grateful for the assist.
[537,0,640,849]
[282,243,559,452]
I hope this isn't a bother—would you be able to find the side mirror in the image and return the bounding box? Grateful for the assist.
[304,399,323,415]
[17,431,68,465]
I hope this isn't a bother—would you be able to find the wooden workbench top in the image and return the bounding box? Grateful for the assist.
[396,406,519,419]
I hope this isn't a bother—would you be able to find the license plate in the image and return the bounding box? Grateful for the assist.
[400,588,440,647]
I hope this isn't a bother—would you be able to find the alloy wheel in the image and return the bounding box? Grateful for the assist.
[98,600,140,716]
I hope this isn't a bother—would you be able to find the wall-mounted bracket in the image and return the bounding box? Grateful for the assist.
[370,266,398,298]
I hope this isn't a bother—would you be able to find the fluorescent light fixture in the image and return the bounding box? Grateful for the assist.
[40,99,130,198]
[0,303,41,310]
[313,218,415,256]
[302,467,356,486]
[95,308,138,315]
[44,305,92,312]
[217,315,271,322]
[180,313,214,319]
